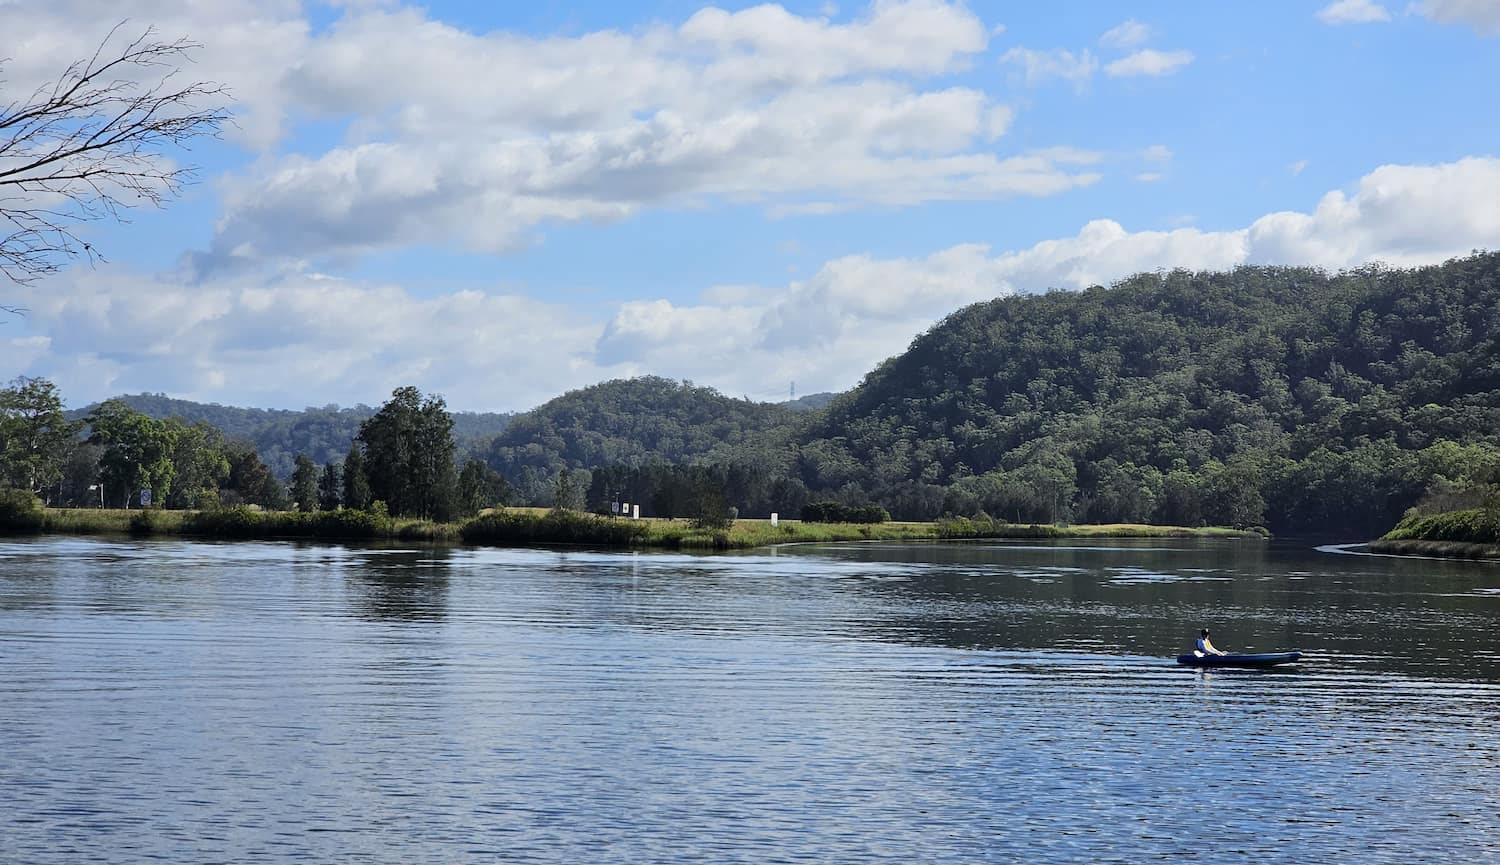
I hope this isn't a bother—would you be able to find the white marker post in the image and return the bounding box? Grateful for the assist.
[632,504,640,520]
[770,512,779,526]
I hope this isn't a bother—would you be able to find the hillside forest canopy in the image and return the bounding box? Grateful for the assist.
[7,253,1500,535]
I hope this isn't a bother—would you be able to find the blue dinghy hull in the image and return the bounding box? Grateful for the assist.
[1177,651,1302,668]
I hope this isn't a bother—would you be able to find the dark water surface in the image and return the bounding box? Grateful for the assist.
[2,536,1497,863]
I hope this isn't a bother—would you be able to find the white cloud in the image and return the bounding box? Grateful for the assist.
[5,269,611,411]
[1289,159,1310,176]
[1417,0,1500,34]
[1000,47,1098,88]
[1099,19,1153,49]
[3,1,1111,272]
[1104,49,1195,77]
[189,2,1111,269]
[1135,172,1165,183]
[1245,157,1500,267]
[1142,144,1173,164]
[1316,0,1392,25]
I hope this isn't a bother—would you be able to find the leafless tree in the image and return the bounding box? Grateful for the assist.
[0,23,232,295]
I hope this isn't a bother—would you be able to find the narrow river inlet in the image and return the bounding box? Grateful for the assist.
[2,537,1496,863]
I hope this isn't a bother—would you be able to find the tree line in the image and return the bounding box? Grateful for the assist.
[1,379,508,521]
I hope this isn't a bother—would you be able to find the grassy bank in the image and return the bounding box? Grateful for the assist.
[1381,508,1500,544]
[933,514,1268,540]
[7,503,1265,550]
[21,506,459,542]
[1372,509,1500,559]
[1366,538,1500,560]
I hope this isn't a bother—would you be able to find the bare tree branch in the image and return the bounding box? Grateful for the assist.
[0,22,233,288]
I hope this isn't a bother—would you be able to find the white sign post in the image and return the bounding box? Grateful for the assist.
[770,512,779,526]
[632,504,640,520]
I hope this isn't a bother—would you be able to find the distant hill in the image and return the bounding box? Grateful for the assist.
[69,394,512,479]
[485,376,807,497]
[797,253,1500,531]
[780,391,838,411]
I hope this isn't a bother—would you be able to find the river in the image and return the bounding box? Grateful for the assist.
[1,536,1497,863]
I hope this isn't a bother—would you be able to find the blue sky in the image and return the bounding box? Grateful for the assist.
[4,0,1500,410]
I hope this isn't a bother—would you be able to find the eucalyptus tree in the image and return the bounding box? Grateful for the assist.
[0,376,78,501]
[86,399,175,508]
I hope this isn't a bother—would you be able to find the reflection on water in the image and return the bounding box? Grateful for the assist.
[0,536,1497,863]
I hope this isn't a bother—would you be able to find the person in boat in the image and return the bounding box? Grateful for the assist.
[1195,628,1228,657]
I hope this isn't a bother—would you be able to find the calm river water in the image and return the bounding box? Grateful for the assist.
[2,536,1497,863]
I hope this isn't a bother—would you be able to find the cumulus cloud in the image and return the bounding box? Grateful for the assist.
[10,153,1499,409]
[3,1,1108,272]
[1104,49,1195,77]
[1417,0,1500,34]
[193,2,1105,269]
[1245,157,1500,267]
[1316,0,1392,25]
[4,269,610,411]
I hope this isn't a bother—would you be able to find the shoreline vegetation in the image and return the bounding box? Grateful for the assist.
[4,504,1267,550]
[1370,508,1500,560]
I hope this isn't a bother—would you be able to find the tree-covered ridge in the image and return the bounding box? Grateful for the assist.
[486,376,808,501]
[68,393,513,478]
[799,253,1500,532]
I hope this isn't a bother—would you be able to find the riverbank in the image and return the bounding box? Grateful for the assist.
[1365,538,1500,560]
[1373,508,1500,560]
[9,505,1267,550]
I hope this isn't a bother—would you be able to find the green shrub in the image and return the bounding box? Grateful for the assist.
[0,488,45,532]
[128,508,162,535]
[800,501,889,524]
[182,506,268,537]
[461,510,652,546]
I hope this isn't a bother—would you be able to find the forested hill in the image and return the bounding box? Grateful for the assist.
[485,376,807,501]
[797,253,1500,533]
[68,394,513,479]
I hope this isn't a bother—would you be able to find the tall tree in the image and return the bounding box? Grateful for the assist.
[342,444,371,511]
[0,376,78,501]
[225,446,274,507]
[0,25,231,289]
[163,418,229,509]
[357,386,456,519]
[291,454,318,512]
[318,462,342,511]
[456,458,505,517]
[86,399,175,507]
